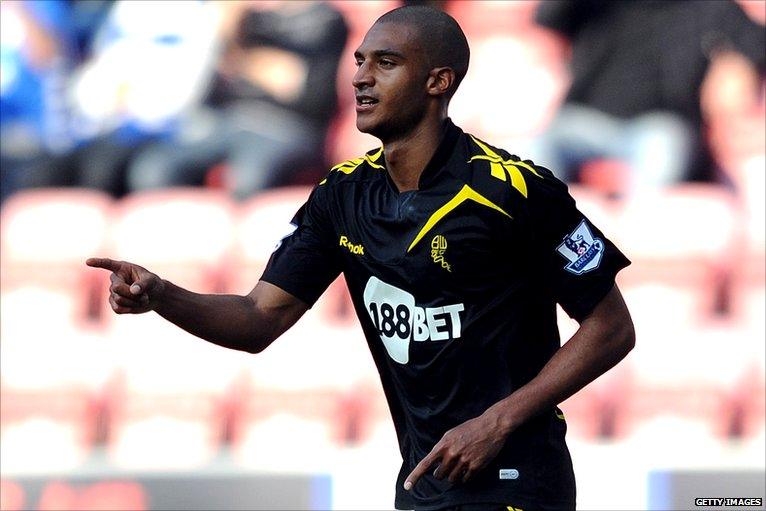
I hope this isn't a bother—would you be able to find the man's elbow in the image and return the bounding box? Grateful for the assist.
[615,313,636,359]
[245,329,280,354]
[246,335,272,354]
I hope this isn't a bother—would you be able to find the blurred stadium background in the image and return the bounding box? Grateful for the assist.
[1,1,764,510]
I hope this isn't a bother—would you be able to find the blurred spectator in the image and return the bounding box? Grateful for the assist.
[11,0,219,198]
[531,0,765,195]
[0,0,77,203]
[126,1,348,200]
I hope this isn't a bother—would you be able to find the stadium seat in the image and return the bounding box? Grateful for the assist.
[109,188,235,295]
[104,311,244,469]
[616,184,738,331]
[567,184,622,236]
[328,0,398,40]
[230,186,312,293]
[345,381,397,450]
[0,389,97,472]
[579,159,630,197]
[0,189,113,326]
[612,323,750,443]
[0,295,113,394]
[447,0,540,36]
[106,379,227,470]
[240,317,375,395]
[0,479,26,511]
[233,184,361,327]
[449,31,568,146]
[231,386,346,471]
[730,156,766,327]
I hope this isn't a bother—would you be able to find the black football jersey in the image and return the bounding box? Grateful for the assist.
[262,119,630,510]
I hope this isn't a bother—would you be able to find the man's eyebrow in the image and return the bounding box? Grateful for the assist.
[373,49,406,59]
[354,48,407,60]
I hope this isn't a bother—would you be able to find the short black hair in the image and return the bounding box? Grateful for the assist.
[375,5,470,99]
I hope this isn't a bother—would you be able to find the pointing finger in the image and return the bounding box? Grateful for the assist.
[404,450,440,491]
[86,257,121,272]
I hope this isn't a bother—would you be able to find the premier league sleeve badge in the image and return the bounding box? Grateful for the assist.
[556,220,604,275]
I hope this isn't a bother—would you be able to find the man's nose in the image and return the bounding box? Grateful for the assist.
[352,62,374,89]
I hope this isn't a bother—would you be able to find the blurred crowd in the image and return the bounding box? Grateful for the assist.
[0,0,764,203]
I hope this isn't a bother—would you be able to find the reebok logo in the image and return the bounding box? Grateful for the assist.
[339,235,365,255]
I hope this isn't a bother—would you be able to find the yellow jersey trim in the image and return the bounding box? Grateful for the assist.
[322,147,384,185]
[407,184,512,252]
[468,135,541,198]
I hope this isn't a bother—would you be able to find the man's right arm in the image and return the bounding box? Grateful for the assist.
[86,257,309,354]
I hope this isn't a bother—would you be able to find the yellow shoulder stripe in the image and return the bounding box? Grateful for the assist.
[468,135,541,198]
[407,184,511,252]
[331,147,384,173]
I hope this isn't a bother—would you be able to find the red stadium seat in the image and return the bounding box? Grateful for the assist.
[230,385,346,471]
[616,184,738,331]
[230,186,313,295]
[104,311,244,469]
[328,0,398,39]
[448,31,568,144]
[567,184,622,235]
[579,159,631,197]
[0,189,113,326]
[106,379,228,470]
[730,156,766,333]
[447,0,540,36]
[612,323,750,442]
[0,479,26,511]
[109,188,235,294]
[0,389,97,472]
[233,184,360,326]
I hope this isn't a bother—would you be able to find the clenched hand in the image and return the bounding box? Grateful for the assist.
[86,258,164,314]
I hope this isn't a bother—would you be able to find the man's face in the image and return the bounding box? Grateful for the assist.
[353,22,431,140]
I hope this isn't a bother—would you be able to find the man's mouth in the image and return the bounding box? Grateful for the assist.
[356,95,379,112]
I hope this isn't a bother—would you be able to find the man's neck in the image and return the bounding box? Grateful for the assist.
[382,116,447,193]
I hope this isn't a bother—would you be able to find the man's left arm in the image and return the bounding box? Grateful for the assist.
[405,283,634,490]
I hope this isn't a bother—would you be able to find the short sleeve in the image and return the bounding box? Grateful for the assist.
[260,183,342,306]
[525,168,631,322]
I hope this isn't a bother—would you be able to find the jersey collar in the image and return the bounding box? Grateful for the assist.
[379,118,463,193]
[417,118,462,190]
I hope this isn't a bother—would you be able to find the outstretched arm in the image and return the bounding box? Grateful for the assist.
[405,284,635,489]
[86,258,309,354]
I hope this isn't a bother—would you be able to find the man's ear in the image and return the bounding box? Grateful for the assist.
[426,67,456,97]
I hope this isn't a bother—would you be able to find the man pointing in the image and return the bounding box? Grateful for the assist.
[89,6,634,510]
